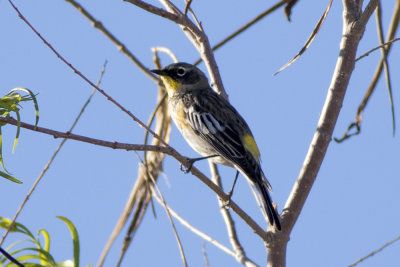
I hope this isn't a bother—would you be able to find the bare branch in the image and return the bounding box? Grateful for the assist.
[284,0,299,21]
[335,0,400,142]
[64,0,159,83]
[209,162,258,267]
[349,234,400,267]
[98,77,170,266]
[0,63,107,246]
[0,115,268,240]
[124,0,227,98]
[274,0,333,75]
[184,0,193,16]
[0,117,167,153]
[141,159,188,267]
[375,2,395,135]
[281,0,380,231]
[158,0,227,98]
[202,244,211,267]
[151,47,179,63]
[267,0,380,265]
[152,190,236,259]
[356,38,400,61]
[124,0,182,23]
[101,54,172,266]
[7,0,168,147]
[193,0,287,66]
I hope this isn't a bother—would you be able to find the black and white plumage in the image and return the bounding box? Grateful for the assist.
[152,62,281,230]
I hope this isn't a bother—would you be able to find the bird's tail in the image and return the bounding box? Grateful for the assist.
[254,180,281,231]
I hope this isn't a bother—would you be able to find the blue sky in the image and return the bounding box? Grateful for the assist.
[1,0,400,266]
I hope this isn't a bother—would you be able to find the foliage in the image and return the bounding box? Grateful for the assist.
[0,216,81,267]
[0,88,39,183]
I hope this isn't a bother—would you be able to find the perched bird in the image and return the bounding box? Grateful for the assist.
[151,62,281,230]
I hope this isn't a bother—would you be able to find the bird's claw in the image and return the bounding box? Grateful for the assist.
[222,191,233,209]
[180,158,195,174]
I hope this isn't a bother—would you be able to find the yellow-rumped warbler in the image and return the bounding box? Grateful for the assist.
[151,62,281,230]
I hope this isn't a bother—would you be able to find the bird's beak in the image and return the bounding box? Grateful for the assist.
[151,69,166,76]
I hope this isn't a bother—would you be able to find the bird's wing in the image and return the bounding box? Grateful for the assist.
[185,100,246,163]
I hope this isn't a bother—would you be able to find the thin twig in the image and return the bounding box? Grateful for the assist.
[0,117,166,153]
[202,244,210,267]
[193,0,287,66]
[124,0,183,24]
[126,0,227,98]
[162,0,227,98]
[184,0,193,16]
[140,158,189,267]
[7,0,167,147]
[375,3,395,135]
[108,54,172,267]
[151,47,179,63]
[0,62,108,247]
[268,0,380,265]
[152,190,236,258]
[282,0,379,231]
[64,0,158,83]
[209,162,258,267]
[284,0,299,21]
[348,234,400,267]
[0,116,268,241]
[355,37,400,61]
[335,0,400,143]
[274,0,333,75]
[8,0,270,241]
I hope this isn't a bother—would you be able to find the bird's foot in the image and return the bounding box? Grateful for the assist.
[222,190,233,209]
[180,157,196,174]
[179,155,219,174]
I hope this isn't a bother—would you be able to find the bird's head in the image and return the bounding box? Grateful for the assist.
[151,62,209,97]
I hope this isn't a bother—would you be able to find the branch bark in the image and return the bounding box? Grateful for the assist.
[267,0,379,266]
[0,116,268,240]
[125,0,228,99]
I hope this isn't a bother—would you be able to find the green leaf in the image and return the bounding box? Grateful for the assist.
[0,93,21,111]
[10,247,56,265]
[0,218,35,239]
[0,87,39,183]
[57,216,79,267]
[0,127,9,173]
[23,263,44,267]
[5,254,43,267]
[8,87,39,127]
[12,110,21,153]
[0,169,22,183]
[37,229,51,265]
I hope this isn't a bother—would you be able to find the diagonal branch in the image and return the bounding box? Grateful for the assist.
[281,0,379,233]
[0,62,107,248]
[99,54,172,267]
[7,0,167,147]
[125,0,227,99]
[209,162,258,267]
[375,2,396,135]
[64,0,159,83]
[334,0,400,143]
[266,0,380,266]
[0,116,268,240]
[124,0,182,23]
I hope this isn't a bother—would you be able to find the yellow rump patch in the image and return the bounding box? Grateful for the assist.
[242,133,260,160]
[161,76,182,97]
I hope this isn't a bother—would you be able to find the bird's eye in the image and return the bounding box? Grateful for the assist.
[176,67,186,77]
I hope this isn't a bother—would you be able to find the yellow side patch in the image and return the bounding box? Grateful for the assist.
[242,133,260,160]
[161,76,182,97]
